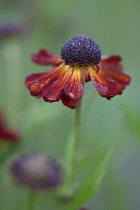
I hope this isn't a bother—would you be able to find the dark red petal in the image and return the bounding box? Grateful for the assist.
[85,67,91,82]
[64,67,85,100]
[26,64,65,97]
[31,50,63,66]
[42,65,72,101]
[0,111,19,143]
[61,95,80,109]
[99,67,131,94]
[100,68,131,85]
[25,63,64,86]
[25,72,51,87]
[0,130,19,142]
[89,67,118,99]
[43,94,61,103]
[99,55,123,72]
[101,55,122,63]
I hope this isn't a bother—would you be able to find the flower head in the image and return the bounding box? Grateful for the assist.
[0,111,19,143]
[10,152,63,190]
[25,35,131,109]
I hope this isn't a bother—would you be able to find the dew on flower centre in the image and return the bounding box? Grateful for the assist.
[61,35,101,65]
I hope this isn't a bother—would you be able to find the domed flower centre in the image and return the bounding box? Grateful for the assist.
[61,35,101,65]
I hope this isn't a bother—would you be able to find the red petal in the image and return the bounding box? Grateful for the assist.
[61,95,80,109]
[0,130,19,142]
[64,67,85,100]
[0,111,19,143]
[31,50,63,66]
[25,72,52,87]
[26,63,65,97]
[89,67,118,99]
[42,65,72,101]
[99,67,131,94]
[85,67,91,82]
[99,55,123,72]
[101,55,122,63]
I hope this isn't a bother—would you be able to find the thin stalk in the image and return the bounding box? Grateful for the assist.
[71,102,81,180]
[27,191,35,210]
[64,102,82,195]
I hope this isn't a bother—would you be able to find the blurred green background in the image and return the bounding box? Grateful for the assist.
[0,0,140,209]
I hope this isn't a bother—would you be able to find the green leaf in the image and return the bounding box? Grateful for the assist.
[65,145,114,210]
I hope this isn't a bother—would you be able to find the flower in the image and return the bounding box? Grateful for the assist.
[0,111,19,143]
[10,152,63,190]
[25,35,131,109]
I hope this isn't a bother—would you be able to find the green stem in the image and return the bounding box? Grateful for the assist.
[71,102,81,179]
[27,191,35,210]
[64,102,82,193]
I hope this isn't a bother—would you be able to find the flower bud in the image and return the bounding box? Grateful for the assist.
[10,152,63,190]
